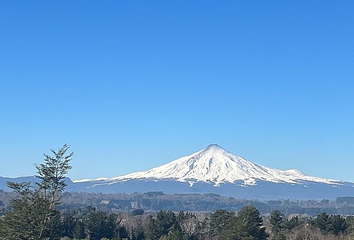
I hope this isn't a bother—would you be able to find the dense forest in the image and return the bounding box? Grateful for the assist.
[1,145,354,240]
[2,193,354,240]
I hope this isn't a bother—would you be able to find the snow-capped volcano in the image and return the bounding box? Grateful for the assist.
[76,144,340,186]
[1,145,352,200]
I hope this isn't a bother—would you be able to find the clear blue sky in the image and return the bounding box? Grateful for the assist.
[1,1,353,181]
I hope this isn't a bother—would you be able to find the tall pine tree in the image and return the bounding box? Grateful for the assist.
[220,206,268,240]
[0,144,73,240]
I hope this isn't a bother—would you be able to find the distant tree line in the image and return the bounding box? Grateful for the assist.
[4,190,354,218]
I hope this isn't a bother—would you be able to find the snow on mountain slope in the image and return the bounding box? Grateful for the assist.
[75,144,341,186]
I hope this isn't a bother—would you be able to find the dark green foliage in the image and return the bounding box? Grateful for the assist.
[209,209,235,236]
[312,212,347,235]
[0,192,60,240]
[270,210,286,240]
[0,144,72,240]
[145,215,160,240]
[85,209,117,240]
[114,225,129,240]
[73,219,86,239]
[236,205,268,240]
[36,144,73,207]
[282,216,301,231]
[270,210,284,233]
[220,206,268,240]
[330,215,347,235]
[312,212,332,233]
[145,210,189,240]
[132,232,144,240]
[132,208,144,216]
[61,212,75,238]
[6,181,32,195]
[156,210,179,234]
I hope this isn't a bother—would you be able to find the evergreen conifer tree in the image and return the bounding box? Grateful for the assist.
[0,144,73,240]
[220,206,268,240]
[270,210,286,240]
